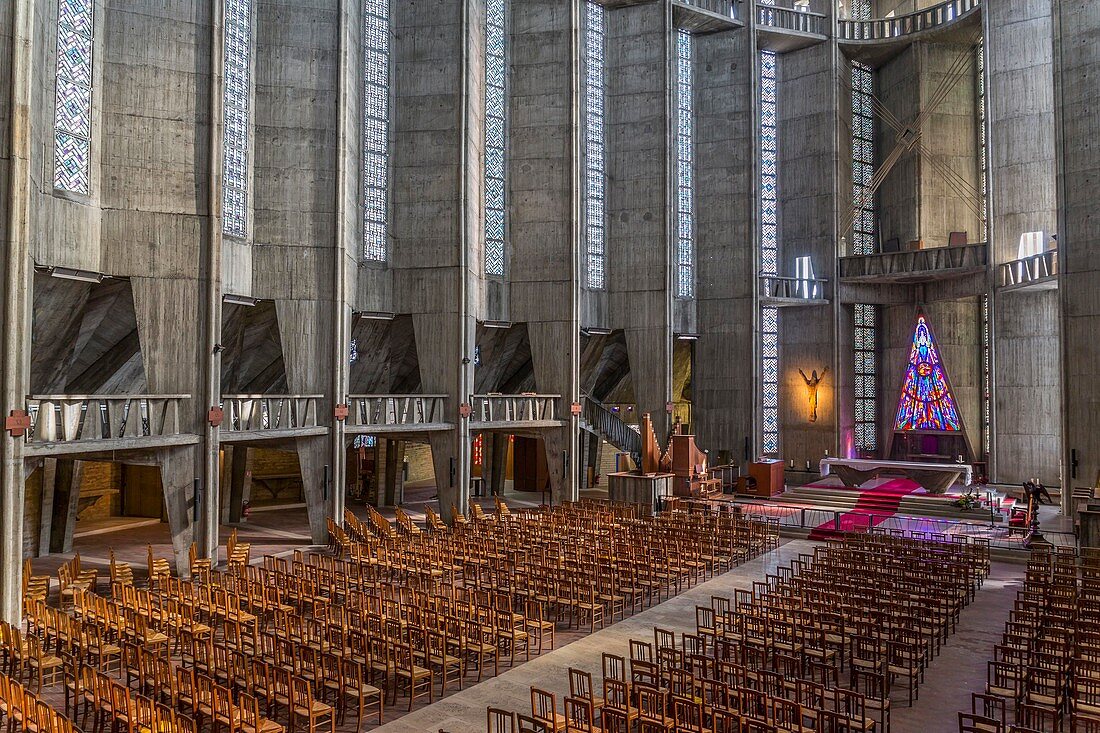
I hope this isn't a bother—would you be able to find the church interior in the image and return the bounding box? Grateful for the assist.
[0,0,1096,730]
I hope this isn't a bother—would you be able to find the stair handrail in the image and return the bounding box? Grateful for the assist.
[583,395,642,467]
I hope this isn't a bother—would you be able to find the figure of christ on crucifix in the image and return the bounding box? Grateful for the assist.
[799,367,828,423]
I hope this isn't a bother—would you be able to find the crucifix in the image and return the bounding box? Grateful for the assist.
[799,368,828,423]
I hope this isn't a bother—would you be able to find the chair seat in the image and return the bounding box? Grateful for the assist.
[344,683,381,698]
[293,701,333,716]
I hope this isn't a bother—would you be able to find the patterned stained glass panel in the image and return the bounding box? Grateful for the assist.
[222,0,253,237]
[759,52,780,453]
[483,0,507,276]
[675,30,695,299]
[893,313,963,433]
[584,1,607,289]
[363,0,390,260]
[53,0,94,194]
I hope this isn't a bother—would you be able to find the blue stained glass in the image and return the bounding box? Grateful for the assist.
[893,313,962,433]
[222,0,252,236]
[53,0,94,194]
[584,1,607,289]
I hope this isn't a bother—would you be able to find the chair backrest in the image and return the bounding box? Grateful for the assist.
[530,687,557,724]
[487,707,515,733]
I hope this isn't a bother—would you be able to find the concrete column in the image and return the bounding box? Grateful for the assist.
[605,1,674,444]
[391,0,485,523]
[276,301,335,544]
[48,460,83,554]
[693,26,755,462]
[226,446,250,524]
[987,0,1061,485]
[0,0,34,624]
[132,279,210,568]
[508,0,581,504]
[383,439,404,507]
[1057,0,1100,510]
[778,40,841,464]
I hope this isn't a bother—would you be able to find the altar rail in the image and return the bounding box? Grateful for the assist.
[221,394,322,433]
[757,4,827,35]
[838,0,979,41]
[470,394,559,424]
[346,394,447,430]
[25,395,190,444]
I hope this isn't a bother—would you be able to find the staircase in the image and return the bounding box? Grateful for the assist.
[582,396,642,468]
[776,484,1009,523]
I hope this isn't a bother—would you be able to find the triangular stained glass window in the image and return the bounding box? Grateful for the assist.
[893,312,963,432]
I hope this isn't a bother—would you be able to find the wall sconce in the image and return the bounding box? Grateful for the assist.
[799,367,828,423]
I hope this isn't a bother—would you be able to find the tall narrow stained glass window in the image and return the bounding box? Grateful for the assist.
[53,0,94,194]
[976,40,988,241]
[583,0,607,290]
[893,313,963,433]
[483,0,507,276]
[363,0,390,261]
[222,0,253,237]
[759,50,779,455]
[851,60,878,454]
[981,294,991,455]
[675,30,695,299]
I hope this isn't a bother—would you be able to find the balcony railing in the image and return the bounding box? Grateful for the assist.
[757,5,827,35]
[761,275,829,301]
[999,249,1058,289]
[840,242,987,282]
[838,0,979,41]
[221,395,322,433]
[346,394,448,430]
[678,0,738,20]
[26,395,190,444]
[470,394,560,424]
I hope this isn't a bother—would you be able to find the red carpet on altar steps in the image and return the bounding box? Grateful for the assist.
[807,478,923,540]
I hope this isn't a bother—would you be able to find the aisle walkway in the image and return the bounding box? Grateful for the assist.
[374,540,1026,733]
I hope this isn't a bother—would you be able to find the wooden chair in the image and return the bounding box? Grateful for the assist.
[531,688,567,732]
[524,600,555,655]
[337,656,382,732]
[24,634,64,692]
[392,642,432,711]
[488,707,517,733]
[237,690,284,733]
[290,675,335,733]
[564,697,599,733]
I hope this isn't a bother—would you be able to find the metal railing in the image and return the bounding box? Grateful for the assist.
[761,275,829,300]
[346,394,447,429]
[680,0,738,20]
[757,4,827,35]
[469,394,559,423]
[26,394,190,443]
[999,249,1058,288]
[584,397,643,463]
[838,0,980,41]
[221,394,322,433]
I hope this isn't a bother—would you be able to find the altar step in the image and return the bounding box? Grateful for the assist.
[775,485,1005,523]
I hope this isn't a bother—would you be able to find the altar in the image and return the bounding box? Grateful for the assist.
[820,457,972,494]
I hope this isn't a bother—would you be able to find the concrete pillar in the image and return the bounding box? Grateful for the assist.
[383,439,404,507]
[0,0,34,624]
[160,446,198,577]
[987,0,1061,485]
[508,0,581,504]
[48,460,83,554]
[693,25,755,463]
[1057,0,1100,510]
[778,40,840,464]
[391,0,484,523]
[226,446,251,524]
[606,1,674,444]
[276,300,334,544]
[132,278,211,569]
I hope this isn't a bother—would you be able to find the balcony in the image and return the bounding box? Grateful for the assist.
[345,394,451,435]
[24,395,197,457]
[757,4,828,52]
[839,242,987,284]
[673,0,743,32]
[219,394,327,442]
[838,0,980,42]
[469,394,565,431]
[760,276,830,307]
[999,249,1058,293]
